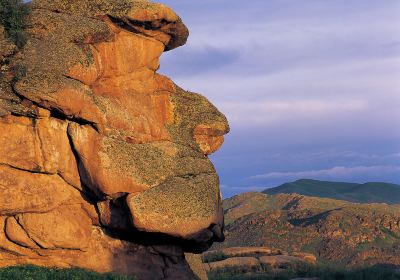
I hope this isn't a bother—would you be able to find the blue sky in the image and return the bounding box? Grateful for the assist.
[158,0,400,198]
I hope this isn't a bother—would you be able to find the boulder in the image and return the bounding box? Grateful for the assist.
[292,252,317,263]
[259,255,307,268]
[205,257,260,272]
[126,174,224,243]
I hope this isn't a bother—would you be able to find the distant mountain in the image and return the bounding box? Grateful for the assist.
[215,192,400,267]
[263,179,400,204]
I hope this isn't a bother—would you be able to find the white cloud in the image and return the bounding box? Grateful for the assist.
[160,0,400,196]
[161,1,400,132]
[268,150,400,162]
[219,99,368,126]
[171,55,400,129]
[249,165,400,180]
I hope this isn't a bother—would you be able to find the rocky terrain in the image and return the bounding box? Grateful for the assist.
[0,0,229,279]
[203,246,316,274]
[215,192,400,267]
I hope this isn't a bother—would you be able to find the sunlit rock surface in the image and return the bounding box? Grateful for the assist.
[0,1,229,279]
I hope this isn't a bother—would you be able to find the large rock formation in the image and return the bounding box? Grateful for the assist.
[0,0,229,279]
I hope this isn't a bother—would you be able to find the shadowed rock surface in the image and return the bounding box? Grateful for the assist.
[0,1,229,279]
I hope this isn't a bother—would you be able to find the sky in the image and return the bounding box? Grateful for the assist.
[157,0,400,198]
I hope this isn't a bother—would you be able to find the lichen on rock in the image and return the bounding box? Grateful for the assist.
[0,0,228,279]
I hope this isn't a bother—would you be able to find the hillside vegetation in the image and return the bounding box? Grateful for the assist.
[0,266,134,280]
[217,192,400,267]
[208,263,400,280]
[0,0,29,48]
[263,179,400,204]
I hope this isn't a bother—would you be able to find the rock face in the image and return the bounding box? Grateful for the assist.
[0,1,229,279]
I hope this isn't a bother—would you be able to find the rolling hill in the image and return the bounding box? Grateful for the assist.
[215,192,400,267]
[263,179,400,204]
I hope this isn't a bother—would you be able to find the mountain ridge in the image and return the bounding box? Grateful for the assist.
[263,179,400,204]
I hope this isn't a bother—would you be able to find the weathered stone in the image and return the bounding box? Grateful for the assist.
[0,165,82,215]
[259,255,306,268]
[185,253,208,280]
[0,115,81,189]
[205,257,260,272]
[0,0,228,279]
[5,217,39,249]
[127,174,224,242]
[292,252,317,263]
[193,124,226,155]
[97,198,132,230]
[17,205,93,249]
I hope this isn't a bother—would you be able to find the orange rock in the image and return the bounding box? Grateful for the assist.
[68,123,156,196]
[194,124,226,155]
[66,20,173,144]
[0,0,229,278]
[5,216,39,249]
[17,204,92,250]
[0,217,39,259]
[0,165,82,215]
[97,199,132,230]
[0,115,81,189]
[259,255,306,268]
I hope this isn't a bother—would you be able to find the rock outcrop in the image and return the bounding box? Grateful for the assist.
[203,247,316,274]
[0,1,229,279]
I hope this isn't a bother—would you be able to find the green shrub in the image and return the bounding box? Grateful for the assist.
[0,0,30,48]
[0,265,136,280]
[208,262,400,280]
[202,251,229,263]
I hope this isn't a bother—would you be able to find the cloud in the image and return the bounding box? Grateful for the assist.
[159,0,400,196]
[249,165,400,180]
[219,98,368,126]
[268,150,400,163]
[160,47,239,77]
[169,54,400,132]
[161,1,400,130]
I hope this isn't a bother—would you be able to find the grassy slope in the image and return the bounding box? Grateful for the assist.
[219,192,400,266]
[263,179,400,204]
[0,266,134,280]
[208,263,400,280]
